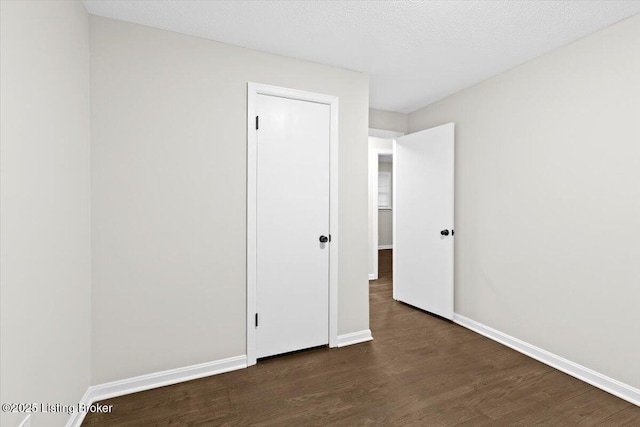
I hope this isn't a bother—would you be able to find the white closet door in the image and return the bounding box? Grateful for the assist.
[256,94,330,358]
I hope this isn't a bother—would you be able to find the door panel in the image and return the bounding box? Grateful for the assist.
[256,94,330,358]
[394,123,454,319]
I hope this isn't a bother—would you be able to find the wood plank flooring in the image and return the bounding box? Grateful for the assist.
[83,249,639,425]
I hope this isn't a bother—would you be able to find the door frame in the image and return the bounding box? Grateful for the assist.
[246,82,339,366]
[392,140,398,300]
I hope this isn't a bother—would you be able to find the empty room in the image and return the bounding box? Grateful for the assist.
[2,1,640,426]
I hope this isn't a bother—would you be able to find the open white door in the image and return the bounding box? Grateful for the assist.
[393,123,454,319]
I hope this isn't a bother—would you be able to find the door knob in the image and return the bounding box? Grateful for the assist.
[440,229,450,236]
[319,235,329,243]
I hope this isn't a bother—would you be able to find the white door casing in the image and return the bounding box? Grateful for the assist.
[393,123,455,319]
[247,83,339,365]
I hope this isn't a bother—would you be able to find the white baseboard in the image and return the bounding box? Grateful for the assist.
[336,329,373,347]
[453,314,640,407]
[378,245,393,250]
[368,273,377,280]
[66,355,247,427]
[65,388,92,427]
[18,414,31,427]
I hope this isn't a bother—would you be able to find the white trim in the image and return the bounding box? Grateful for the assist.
[66,356,247,427]
[247,82,339,366]
[247,83,258,368]
[87,355,247,401]
[453,314,640,407]
[336,329,373,347]
[392,139,397,300]
[369,128,404,139]
[368,273,377,280]
[328,88,339,350]
[378,245,393,250]
[371,148,378,280]
[18,414,31,427]
[65,388,92,427]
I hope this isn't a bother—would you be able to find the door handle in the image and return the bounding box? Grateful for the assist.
[319,235,329,243]
[440,229,450,236]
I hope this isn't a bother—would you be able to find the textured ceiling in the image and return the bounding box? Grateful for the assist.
[83,1,640,113]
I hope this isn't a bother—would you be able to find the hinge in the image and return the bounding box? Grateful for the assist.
[255,116,259,130]
[255,313,259,327]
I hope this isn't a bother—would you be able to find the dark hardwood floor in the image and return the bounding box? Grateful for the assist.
[83,249,639,425]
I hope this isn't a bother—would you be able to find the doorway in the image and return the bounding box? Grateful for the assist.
[368,130,402,282]
[369,124,455,320]
[247,83,339,366]
[369,138,395,296]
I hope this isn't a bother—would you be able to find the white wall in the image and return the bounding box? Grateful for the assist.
[369,108,408,134]
[378,161,393,247]
[409,14,640,389]
[0,1,92,426]
[90,16,370,384]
